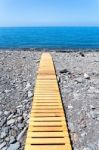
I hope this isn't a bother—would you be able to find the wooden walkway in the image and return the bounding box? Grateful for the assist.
[25,53,72,150]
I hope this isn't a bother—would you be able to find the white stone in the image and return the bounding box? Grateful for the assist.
[0,142,6,149]
[68,105,73,109]
[7,119,15,125]
[25,82,31,90]
[17,126,27,141]
[84,73,90,79]
[28,91,33,98]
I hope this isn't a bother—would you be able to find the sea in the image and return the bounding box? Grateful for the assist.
[0,27,99,50]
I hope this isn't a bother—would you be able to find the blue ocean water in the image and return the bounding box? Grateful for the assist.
[0,27,99,49]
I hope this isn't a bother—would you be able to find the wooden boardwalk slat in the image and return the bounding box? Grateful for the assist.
[25,53,72,150]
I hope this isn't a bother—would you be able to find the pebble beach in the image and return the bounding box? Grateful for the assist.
[0,50,99,150]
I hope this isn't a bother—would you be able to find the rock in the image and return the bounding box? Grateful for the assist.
[68,105,73,109]
[0,131,7,139]
[84,73,90,79]
[88,87,99,94]
[0,111,2,116]
[2,127,9,133]
[7,142,20,150]
[81,131,87,137]
[17,126,28,141]
[17,123,24,129]
[16,105,22,108]
[90,105,96,110]
[0,142,6,149]
[75,77,83,83]
[60,69,70,74]
[9,129,17,137]
[73,133,79,143]
[2,146,8,150]
[0,117,7,127]
[28,91,33,98]
[68,122,75,132]
[5,89,10,93]
[5,137,10,142]
[4,111,10,116]
[7,119,15,125]
[90,111,97,119]
[83,147,91,150]
[25,82,31,90]
[79,52,85,57]
[7,113,13,120]
[17,117,23,123]
[10,136,16,144]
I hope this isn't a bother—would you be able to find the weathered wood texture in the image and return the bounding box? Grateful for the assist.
[25,53,72,150]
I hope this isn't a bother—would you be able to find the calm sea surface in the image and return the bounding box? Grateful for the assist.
[0,27,99,50]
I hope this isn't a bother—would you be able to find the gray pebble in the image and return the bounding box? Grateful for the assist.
[0,131,7,139]
[0,142,6,149]
[7,119,15,125]
[7,142,20,150]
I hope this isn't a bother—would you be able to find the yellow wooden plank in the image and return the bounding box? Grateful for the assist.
[30,113,64,117]
[29,121,65,126]
[26,137,70,144]
[26,131,68,137]
[28,126,68,132]
[31,109,63,113]
[25,145,72,150]
[29,117,65,121]
[25,53,72,150]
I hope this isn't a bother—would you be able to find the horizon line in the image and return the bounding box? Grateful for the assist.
[0,25,99,28]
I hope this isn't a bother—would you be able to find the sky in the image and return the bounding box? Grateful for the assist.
[0,0,99,27]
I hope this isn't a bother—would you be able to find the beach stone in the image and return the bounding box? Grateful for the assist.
[4,111,11,116]
[5,89,10,93]
[25,82,31,90]
[10,136,16,144]
[68,105,73,109]
[2,146,8,150]
[7,119,15,125]
[5,137,10,142]
[17,123,24,129]
[75,77,83,83]
[0,142,6,149]
[83,147,92,150]
[17,126,27,141]
[68,122,75,132]
[79,52,85,57]
[28,91,33,98]
[60,69,69,74]
[0,117,7,127]
[17,117,23,123]
[81,131,87,137]
[2,127,9,133]
[16,105,22,109]
[0,131,7,139]
[7,142,20,150]
[90,105,96,110]
[84,73,90,79]
[0,111,2,116]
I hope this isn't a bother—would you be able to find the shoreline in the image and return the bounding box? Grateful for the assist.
[0,48,99,52]
[0,50,99,150]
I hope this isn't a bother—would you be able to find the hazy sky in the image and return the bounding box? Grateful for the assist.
[0,0,99,27]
